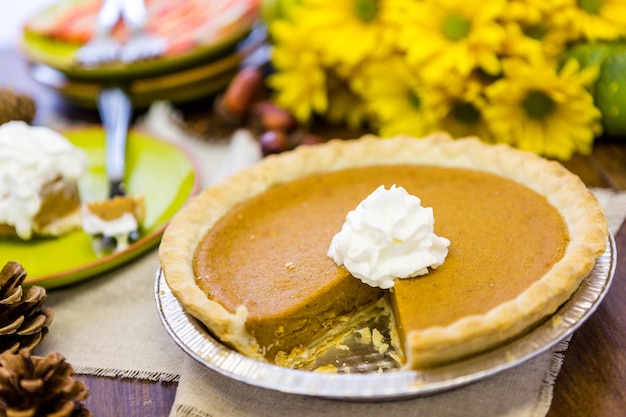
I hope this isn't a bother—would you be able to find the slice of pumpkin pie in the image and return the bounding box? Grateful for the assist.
[159,133,608,370]
[0,121,86,240]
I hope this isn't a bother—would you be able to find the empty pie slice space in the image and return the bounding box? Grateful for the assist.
[158,133,608,370]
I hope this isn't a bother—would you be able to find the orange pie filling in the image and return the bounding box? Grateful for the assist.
[192,165,569,367]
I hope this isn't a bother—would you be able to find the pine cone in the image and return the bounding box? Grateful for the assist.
[0,349,91,417]
[0,88,36,125]
[0,262,54,354]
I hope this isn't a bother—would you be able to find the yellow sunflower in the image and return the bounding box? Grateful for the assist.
[296,0,408,69]
[400,0,507,82]
[352,58,446,138]
[483,58,602,160]
[325,72,369,129]
[560,0,626,42]
[435,74,494,141]
[500,0,573,62]
[266,19,327,123]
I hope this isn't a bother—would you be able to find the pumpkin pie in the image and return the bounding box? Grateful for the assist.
[159,133,608,369]
[0,121,86,240]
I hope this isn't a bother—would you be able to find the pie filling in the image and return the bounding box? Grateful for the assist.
[192,164,569,369]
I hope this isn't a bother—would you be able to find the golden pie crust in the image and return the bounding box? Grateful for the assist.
[159,133,608,369]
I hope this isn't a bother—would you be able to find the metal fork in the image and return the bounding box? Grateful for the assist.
[94,86,140,253]
[118,0,167,63]
[98,86,131,199]
[75,0,123,66]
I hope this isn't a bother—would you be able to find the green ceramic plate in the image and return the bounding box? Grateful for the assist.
[20,0,259,81]
[0,127,201,289]
[30,26,266,108]
[21,27,247,81]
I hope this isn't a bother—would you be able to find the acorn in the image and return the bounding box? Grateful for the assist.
[222,66,264,117]
[253,100,297,132]
[259,130,291,156]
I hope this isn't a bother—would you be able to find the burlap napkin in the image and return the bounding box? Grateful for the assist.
[172,341,567,417]
[33,102,626,417]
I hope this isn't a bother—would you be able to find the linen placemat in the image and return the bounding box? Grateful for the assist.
[32,102,626,417]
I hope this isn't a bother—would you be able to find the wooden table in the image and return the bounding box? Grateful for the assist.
[2,48,625,417]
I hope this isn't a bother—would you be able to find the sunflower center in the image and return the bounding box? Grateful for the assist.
[578,0,602,14]
[522,90,555,119]
[408,89,421,110]
[354,0,378,23]
[522,24,547,41]
[452,102,480,124]
[442,13,470,41]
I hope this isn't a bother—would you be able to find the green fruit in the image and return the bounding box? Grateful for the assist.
[595,49,626,137]
[564,42,612,69]
[562,42,611,100]
[565,41,626,137]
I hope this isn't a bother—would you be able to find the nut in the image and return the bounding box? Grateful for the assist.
[222,66,264,116]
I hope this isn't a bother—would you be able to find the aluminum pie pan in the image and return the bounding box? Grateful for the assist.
[155,235,616,400]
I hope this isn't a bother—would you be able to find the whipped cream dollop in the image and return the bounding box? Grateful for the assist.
[0,121,87,239]
[327,185,450,289]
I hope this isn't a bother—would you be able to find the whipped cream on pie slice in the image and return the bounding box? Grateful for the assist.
[0,121,87,239]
